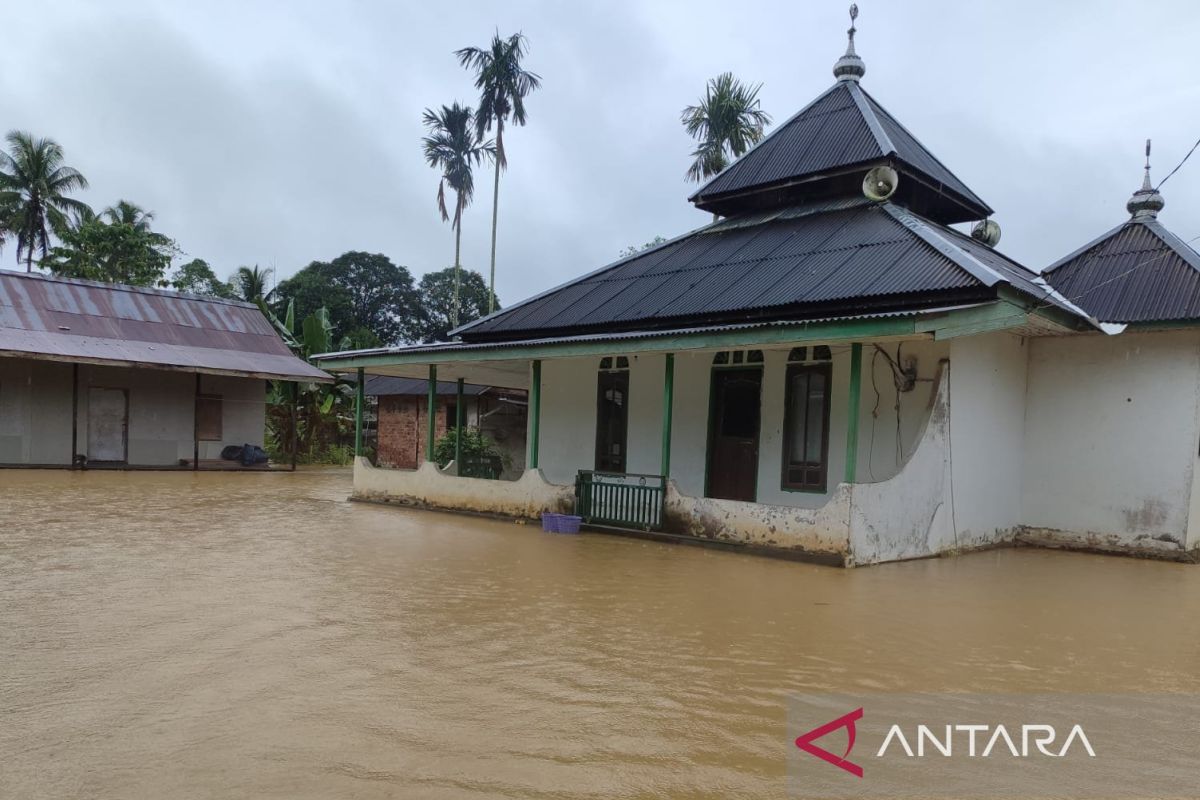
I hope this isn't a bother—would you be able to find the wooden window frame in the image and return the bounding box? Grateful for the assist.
[594,364,630,473]
[781,363,832,492]
[196,394,223,442]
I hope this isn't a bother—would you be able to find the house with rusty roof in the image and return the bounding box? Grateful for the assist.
[0,270,329,468]
[315,9,1200,565]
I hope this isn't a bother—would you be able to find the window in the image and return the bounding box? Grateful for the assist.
[781,364,831,491]
[713,349,763,365]
[595,359,629,472]
[787,345,831,363]
[196,395,223,441]
[444,401,461,428]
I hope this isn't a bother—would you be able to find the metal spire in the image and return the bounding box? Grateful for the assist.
[833,4,866,82]
[1127,139,1165,219]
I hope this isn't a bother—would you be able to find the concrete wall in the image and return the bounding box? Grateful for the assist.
[946,332,1028,547]
[0,356,264,467]
[1021,329,1200,557]
[537,341,948,507]
[353,458,574,518]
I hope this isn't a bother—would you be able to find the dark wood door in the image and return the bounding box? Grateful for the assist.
[595,370,629,472]
[706,368,762,501]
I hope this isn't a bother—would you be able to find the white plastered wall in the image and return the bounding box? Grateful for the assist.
[1022,329,1200,553]
[534,339,948,509]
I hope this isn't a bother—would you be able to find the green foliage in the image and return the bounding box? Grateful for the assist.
[432,427,502,469]
[273,251,420,346]
[263,302,359,465]
[620,236,667,258]
[417,267,498,342]
[681,73,772,182]
[170,258,234,298]
[0,130,91,271]
[232,264,273,302]
[46,217,178,286]
[422,103,493,229]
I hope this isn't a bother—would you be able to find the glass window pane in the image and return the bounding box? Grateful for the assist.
[788,371,809,464]
[805,371,826,462]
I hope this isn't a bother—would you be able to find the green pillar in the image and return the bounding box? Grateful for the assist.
[844,342,863,483]
[529,360,542,470]
[661,353,674,478]
[454,377,464,468]
[354,367,365,457]
[426,364,437,462]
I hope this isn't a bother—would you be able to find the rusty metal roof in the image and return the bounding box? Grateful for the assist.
[0,270,332,382]
[1043,218,1200,324]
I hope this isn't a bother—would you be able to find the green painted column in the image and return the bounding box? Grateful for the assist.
[426,364,437,462]
[354,367,365,457]
[454,377,464,469]
[844,342,863,483]
[661,353,674,478]
[529,360,542,470]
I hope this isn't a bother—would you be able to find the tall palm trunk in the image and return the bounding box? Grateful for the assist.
[488,157,500,313]
[453,204,463,330]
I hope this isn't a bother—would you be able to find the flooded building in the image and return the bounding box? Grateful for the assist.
[0,270,330,468]
[316,11,1200,565]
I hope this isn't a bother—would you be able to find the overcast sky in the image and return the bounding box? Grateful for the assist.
[3,0,1198,305]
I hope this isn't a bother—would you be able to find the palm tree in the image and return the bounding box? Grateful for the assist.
[422,103,493,329]
[681,73,772,218]
[103,200,154,232]
[0,131,91,271]
[233,264,273,302]
[455,32,541,314]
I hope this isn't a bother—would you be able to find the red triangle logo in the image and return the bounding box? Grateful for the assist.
[794,707,864,778]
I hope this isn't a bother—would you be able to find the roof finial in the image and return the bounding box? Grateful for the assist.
[833,4,866,82]
[1127,138,1165,219]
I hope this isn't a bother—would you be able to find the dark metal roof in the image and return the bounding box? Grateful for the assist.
[1043,218,1200,323]
[688,82,991,222]
[0,270,332,382]
[455,198,1076,341]
[365,376,490,397]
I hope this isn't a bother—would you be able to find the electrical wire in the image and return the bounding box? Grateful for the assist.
[1157,136,1200,190]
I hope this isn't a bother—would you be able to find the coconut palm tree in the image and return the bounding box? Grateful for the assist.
[103,200,155,232]
[422,103,493,329]
[0,131,91,271]
[681,72,772,194]
[233,264,273,302]
[455,32,541,314]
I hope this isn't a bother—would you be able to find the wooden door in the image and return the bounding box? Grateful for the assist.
[706,369,761,501]
[595,370,629,472]
[88,388,128,463]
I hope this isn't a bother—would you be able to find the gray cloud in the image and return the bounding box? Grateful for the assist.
[3,0,1198,305]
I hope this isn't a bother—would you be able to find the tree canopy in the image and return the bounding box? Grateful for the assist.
[416,266,497,342]
[273,251,420,347]
[170,258,234,298]
[682,73,771,183]
[0,131,91,271]
[46,216,178,286]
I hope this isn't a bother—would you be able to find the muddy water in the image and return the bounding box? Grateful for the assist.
[2,470,1198,798]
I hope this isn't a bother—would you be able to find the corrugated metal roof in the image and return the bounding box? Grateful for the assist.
[365,376,490,397]
[0,270,332,382]
[319,306,984,365]
[688,82,991,221]
[1043,219,1200,323]
[456,199,1067,340]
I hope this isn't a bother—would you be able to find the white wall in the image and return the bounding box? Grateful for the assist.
[534,339,947,508]
[946,332,1029,545]
[1022,329,1200,550]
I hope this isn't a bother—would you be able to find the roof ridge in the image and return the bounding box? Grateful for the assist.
[0,268,258,309]
[845,81,895,156]
[1042,220,1136,274]
[687,82,853,204]
[878,204,1004,287]
[1143,219,1200,275]
[855,86,991,212]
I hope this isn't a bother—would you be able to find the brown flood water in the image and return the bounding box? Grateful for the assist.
[2,469,1199,799]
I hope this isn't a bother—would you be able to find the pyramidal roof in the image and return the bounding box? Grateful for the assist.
[688,15,992,225]
[1044,145,1200,323]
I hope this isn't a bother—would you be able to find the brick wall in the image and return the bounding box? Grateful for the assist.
[376,396,454,468]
